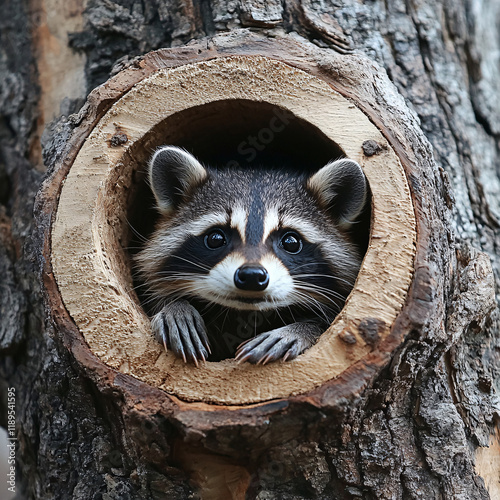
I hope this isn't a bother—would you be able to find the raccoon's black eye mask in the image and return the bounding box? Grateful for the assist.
[160,227,236,277]
[202,226,306,257]
[204,228,227,249]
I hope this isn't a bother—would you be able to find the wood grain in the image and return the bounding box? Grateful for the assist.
[51,55,416,404]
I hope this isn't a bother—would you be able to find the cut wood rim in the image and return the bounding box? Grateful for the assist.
[51,56,416,405]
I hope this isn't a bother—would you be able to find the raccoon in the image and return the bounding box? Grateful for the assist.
[135,146,368,365]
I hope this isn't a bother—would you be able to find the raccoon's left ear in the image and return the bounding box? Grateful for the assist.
[149,146,208,213]
[307,159,367,229]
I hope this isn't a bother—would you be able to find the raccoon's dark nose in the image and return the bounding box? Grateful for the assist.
[234,265,269,291]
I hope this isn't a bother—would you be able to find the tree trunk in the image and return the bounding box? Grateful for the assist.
[1,1,499,499]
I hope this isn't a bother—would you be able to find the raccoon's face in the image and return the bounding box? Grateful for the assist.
[136,146,368,316]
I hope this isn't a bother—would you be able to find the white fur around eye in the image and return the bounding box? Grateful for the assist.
[262,206,279,243]
[230,205,248,243]
[188,213,229,236]
[135,213,229,280]
[280,214,326,245]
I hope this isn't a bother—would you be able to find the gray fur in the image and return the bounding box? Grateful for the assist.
[235,322,324,364]
[149,146,207,213]
[307,159,367,229]
[136,147,368,364]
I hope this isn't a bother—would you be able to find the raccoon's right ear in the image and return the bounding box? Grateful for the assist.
[149,146,208,213]
[307,158,367,230]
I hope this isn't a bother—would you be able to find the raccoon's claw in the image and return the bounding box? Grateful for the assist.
[235,323,322,365]
[151,300,210,366]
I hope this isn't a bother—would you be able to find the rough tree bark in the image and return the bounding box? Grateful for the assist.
[1,1,499,500]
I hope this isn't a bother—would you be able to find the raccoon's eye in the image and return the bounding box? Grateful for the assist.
[279,231,303,254]
[204,229,227,249]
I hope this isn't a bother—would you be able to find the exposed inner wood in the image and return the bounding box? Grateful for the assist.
[174,442,250,500]
[30,0,87,167]
[51,56,416,404]
[475,427,500,498]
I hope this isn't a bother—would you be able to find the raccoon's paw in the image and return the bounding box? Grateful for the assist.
[235,322,323,365]
[151,300,211,366]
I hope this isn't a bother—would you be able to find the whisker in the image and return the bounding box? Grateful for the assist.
[294,282,346,304]
[170,255,211,272]
[125,215,149,243]
[290,295,330,322]
[219,308,232,334]
[287,305,297,323]
[288,288,340,322]
[272,298,287,326]
[293,273,355,289]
